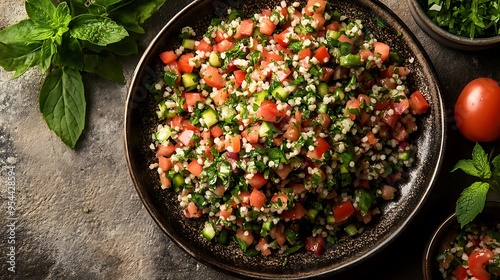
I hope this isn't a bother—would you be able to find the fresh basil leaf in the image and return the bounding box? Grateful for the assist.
[39,67,86,148]
[0,19,53,44]
[25,0,57,28]
[82,34,138,56]
[95,0,125,7]
[456,181,489,228]
[110,0,167,34]
[39,40,55,73]
[55,34,84,70]
[53,2,72,43]
[70,15,128,46]
[472,143,492,179]
[0,42,43,78]
[83,53,125,84]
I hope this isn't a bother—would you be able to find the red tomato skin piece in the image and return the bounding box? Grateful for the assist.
[248,173,268,189]
[178,53,194,73]
[249,188,266,209]
[305,235,326,256]
[469,248,494,280]
[159,51,177,64]
[333,200,355,222]
[409,90,429,114]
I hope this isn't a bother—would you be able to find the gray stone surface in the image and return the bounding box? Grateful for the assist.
[1,0,500,279]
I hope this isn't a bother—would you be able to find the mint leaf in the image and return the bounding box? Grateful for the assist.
[456,181,490,228]
[451,159,480,176]
[39,67,86,148]
[110,0,167,33]
[472,143,491,179]
[69,15,128,46]
[0,20,53,44]
[84,53,125,84]
[492,155,500,172]
[25,0,57,28]
[0,42,43,78]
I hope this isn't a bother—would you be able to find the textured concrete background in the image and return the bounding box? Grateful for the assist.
[1,0,500,279]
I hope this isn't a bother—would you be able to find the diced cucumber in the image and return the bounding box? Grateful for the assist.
[209,52,221,67]
[164,70,178,87]
[344,224,358,236]
[220,105,236,121]
[182,73,199,91]
[217,229,229,245]
[318,82,328,97]
[317,102,328,113]
[182,39,196,49]
[155,126,172,143]
[271,86,289,100]
[398,150,411,161]
[201,222,216,241]
[326,29,341,40]
[201,107,218,128]
[259,121,275,137]
[260,219,274,236]
[326,215,336,225]
[333,87,345,101]
[254,90,269,105]
[156,102,167,120]
[340,54,362,67]
[306,208,319,221]
[172,173,185,188]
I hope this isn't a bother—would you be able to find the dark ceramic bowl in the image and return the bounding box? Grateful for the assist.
[124,0,446,278]
[423,202,500,279]
[407,0,500,51]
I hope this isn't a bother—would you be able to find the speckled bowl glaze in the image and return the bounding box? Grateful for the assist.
[407,0,500,51]
[423,202,500,279]
[124,0,446,278]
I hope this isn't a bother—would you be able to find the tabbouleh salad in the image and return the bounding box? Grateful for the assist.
[148,0,430,256]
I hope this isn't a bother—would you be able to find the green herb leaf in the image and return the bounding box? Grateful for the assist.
[0,20,53,44]
[83,53,125,84]
[39,67,86,148]
[25,0,57,28]
[456,181,489,228]
[491,155,500,172]
[472,143,492,179]
[39,40,55,73]
[82,34,139,56]
[451,159,480,176]
[110,0,167,33]
[0,42,43,78]
[55,34,84,70]
[70,15,128,46]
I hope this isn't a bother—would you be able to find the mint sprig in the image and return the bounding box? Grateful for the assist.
[452,143,500,227]
[0,0,166,148]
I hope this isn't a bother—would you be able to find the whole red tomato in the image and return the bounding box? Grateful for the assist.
[455,77,500,142]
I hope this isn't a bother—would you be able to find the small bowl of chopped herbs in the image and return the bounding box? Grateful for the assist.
[407,0,500,51]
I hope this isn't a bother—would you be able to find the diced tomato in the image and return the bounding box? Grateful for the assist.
[178,129,195,146]
[159,50,177,64]
[469,248,494,280]
[381,65,411,78]
[270,223,287,246]
[203,66,225,89]
[271,193,288,206]
[234,19,255,39]
[275,164,293,180]
[214,39,235,53]
[291,183,306,195]
[345,99,361,120]
[166,61,181,85]
[249,188,266,209]
[184,93,205,107]
[256,238,272,256]
[391,96,409,115]
[275,68,291,82]
[187,160,203,177]
[393,126,408,142]
[305,235,326,256]
[159,173,171,188]
[314,45,330,64]
[321,67,334,82]
[373,41,390,62]
[184,201,202,218]
[233,70,246,87]
[338,34,354,45]
[248,173,268,189]
[238,190,251,206]
[274,28,292,47]
[409,90,429,115]
[265,52,283,62]
[261,9,272,16]
[219,207,233,220]
[225,135,241,153]
[182,119,198,131]
[178,53,194,73]
[284,121,300,141]
[241,124,260,144]
[214,29,226,43]
[306,137,330,160]
[365,131,379,145]
[312,13,326,30]
[305,0,327,15]
[359,49,373,62]
[452,266,468,280]
[256,100,287,123]
[156,143,176,157]
[298,48,312,60]
[212,88,228,105]
[158,156,172,171]
[281,203,307,220]
[195,39,212,52]
[381,110,400,129]
[250,69,267,81]
[333,200,355,222]
[235,228,254,246]
[170,116,184,128]
[259,18,276,35]
[210,125,223,138]
[326,21,341,31]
